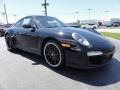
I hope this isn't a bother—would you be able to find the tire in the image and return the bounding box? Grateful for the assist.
[0,32,2,37]
[5,34,14,51]
[43,40,65,68]
[113,23,119,27]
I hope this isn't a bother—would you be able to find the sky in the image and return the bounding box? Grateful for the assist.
[0,0,120,24]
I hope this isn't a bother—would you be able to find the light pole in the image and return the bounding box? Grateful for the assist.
[13,15,17,22]
[75,11,80,24]
[104,11,110,21]
[41,0,49,16]
[75,11,79,21]
[88,9,92,24]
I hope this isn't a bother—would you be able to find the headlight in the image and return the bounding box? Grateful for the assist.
[72,33,90,47]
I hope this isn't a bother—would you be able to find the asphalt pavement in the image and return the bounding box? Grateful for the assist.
[0,37,120,90]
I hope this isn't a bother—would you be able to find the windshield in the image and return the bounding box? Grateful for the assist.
[34,16,67,28]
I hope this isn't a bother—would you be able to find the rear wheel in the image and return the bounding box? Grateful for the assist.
[5,34,14,51]
[43,40,64,68]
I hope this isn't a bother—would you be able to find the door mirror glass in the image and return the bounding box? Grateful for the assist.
[23,24,36,32]
[23,24,32,28]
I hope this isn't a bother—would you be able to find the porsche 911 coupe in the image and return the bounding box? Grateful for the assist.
[5,16,115,69]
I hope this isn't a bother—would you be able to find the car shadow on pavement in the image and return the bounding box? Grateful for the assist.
[54,58,120,86]
[12,49,120,86]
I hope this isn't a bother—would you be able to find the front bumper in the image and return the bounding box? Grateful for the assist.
[64,48,115,69]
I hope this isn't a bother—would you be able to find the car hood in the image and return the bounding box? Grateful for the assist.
[56,27,106,42]
[47,27,114,51]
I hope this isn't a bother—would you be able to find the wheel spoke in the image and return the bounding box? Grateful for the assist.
[47,55,52,61]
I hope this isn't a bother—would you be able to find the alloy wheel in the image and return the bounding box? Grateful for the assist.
[43,42,63,68]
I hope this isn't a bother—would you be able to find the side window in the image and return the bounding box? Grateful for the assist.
[22,17,36,27]
[14,19,23,27]
[29,18,36,27]
[35,19,42,28]
[22,18,31,26]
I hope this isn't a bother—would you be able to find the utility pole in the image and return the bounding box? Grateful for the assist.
[4,3,8,24]
[88,8,92,24]
[41,0,49,16]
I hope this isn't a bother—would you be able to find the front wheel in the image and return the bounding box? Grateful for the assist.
[5,34,14,51]
[43,40,65,68]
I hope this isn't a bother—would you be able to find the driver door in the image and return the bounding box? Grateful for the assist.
[19,17,39,53]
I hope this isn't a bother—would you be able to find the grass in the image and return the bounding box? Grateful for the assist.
[102,32,120,40]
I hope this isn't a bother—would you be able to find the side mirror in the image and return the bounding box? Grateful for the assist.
[23,24,35,32]
[23,24,32,28]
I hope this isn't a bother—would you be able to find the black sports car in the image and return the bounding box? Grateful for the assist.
[5,16,115,69]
